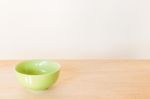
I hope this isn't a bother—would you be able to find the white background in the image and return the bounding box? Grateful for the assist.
[0,0,150,59]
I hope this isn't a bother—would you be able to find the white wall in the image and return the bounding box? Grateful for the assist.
[0,0,149,59]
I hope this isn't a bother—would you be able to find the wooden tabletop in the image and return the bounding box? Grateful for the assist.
[1,60,150,99]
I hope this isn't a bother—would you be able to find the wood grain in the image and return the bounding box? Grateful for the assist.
[1,60,150,99]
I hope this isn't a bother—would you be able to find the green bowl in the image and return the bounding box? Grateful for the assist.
[15,60,61,90]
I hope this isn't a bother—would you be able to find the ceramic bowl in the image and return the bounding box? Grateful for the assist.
[15,60,61,90]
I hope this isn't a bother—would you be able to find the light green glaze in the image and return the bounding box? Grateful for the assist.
[15,60,61,90]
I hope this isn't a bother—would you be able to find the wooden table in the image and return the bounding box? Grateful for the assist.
[1,60,150,99]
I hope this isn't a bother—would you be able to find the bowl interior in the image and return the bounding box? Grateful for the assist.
[16,60,60,75]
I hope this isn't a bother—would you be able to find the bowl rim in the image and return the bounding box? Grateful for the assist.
[15,59,61,76]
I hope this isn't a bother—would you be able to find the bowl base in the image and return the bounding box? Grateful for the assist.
[27,88,49,93]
